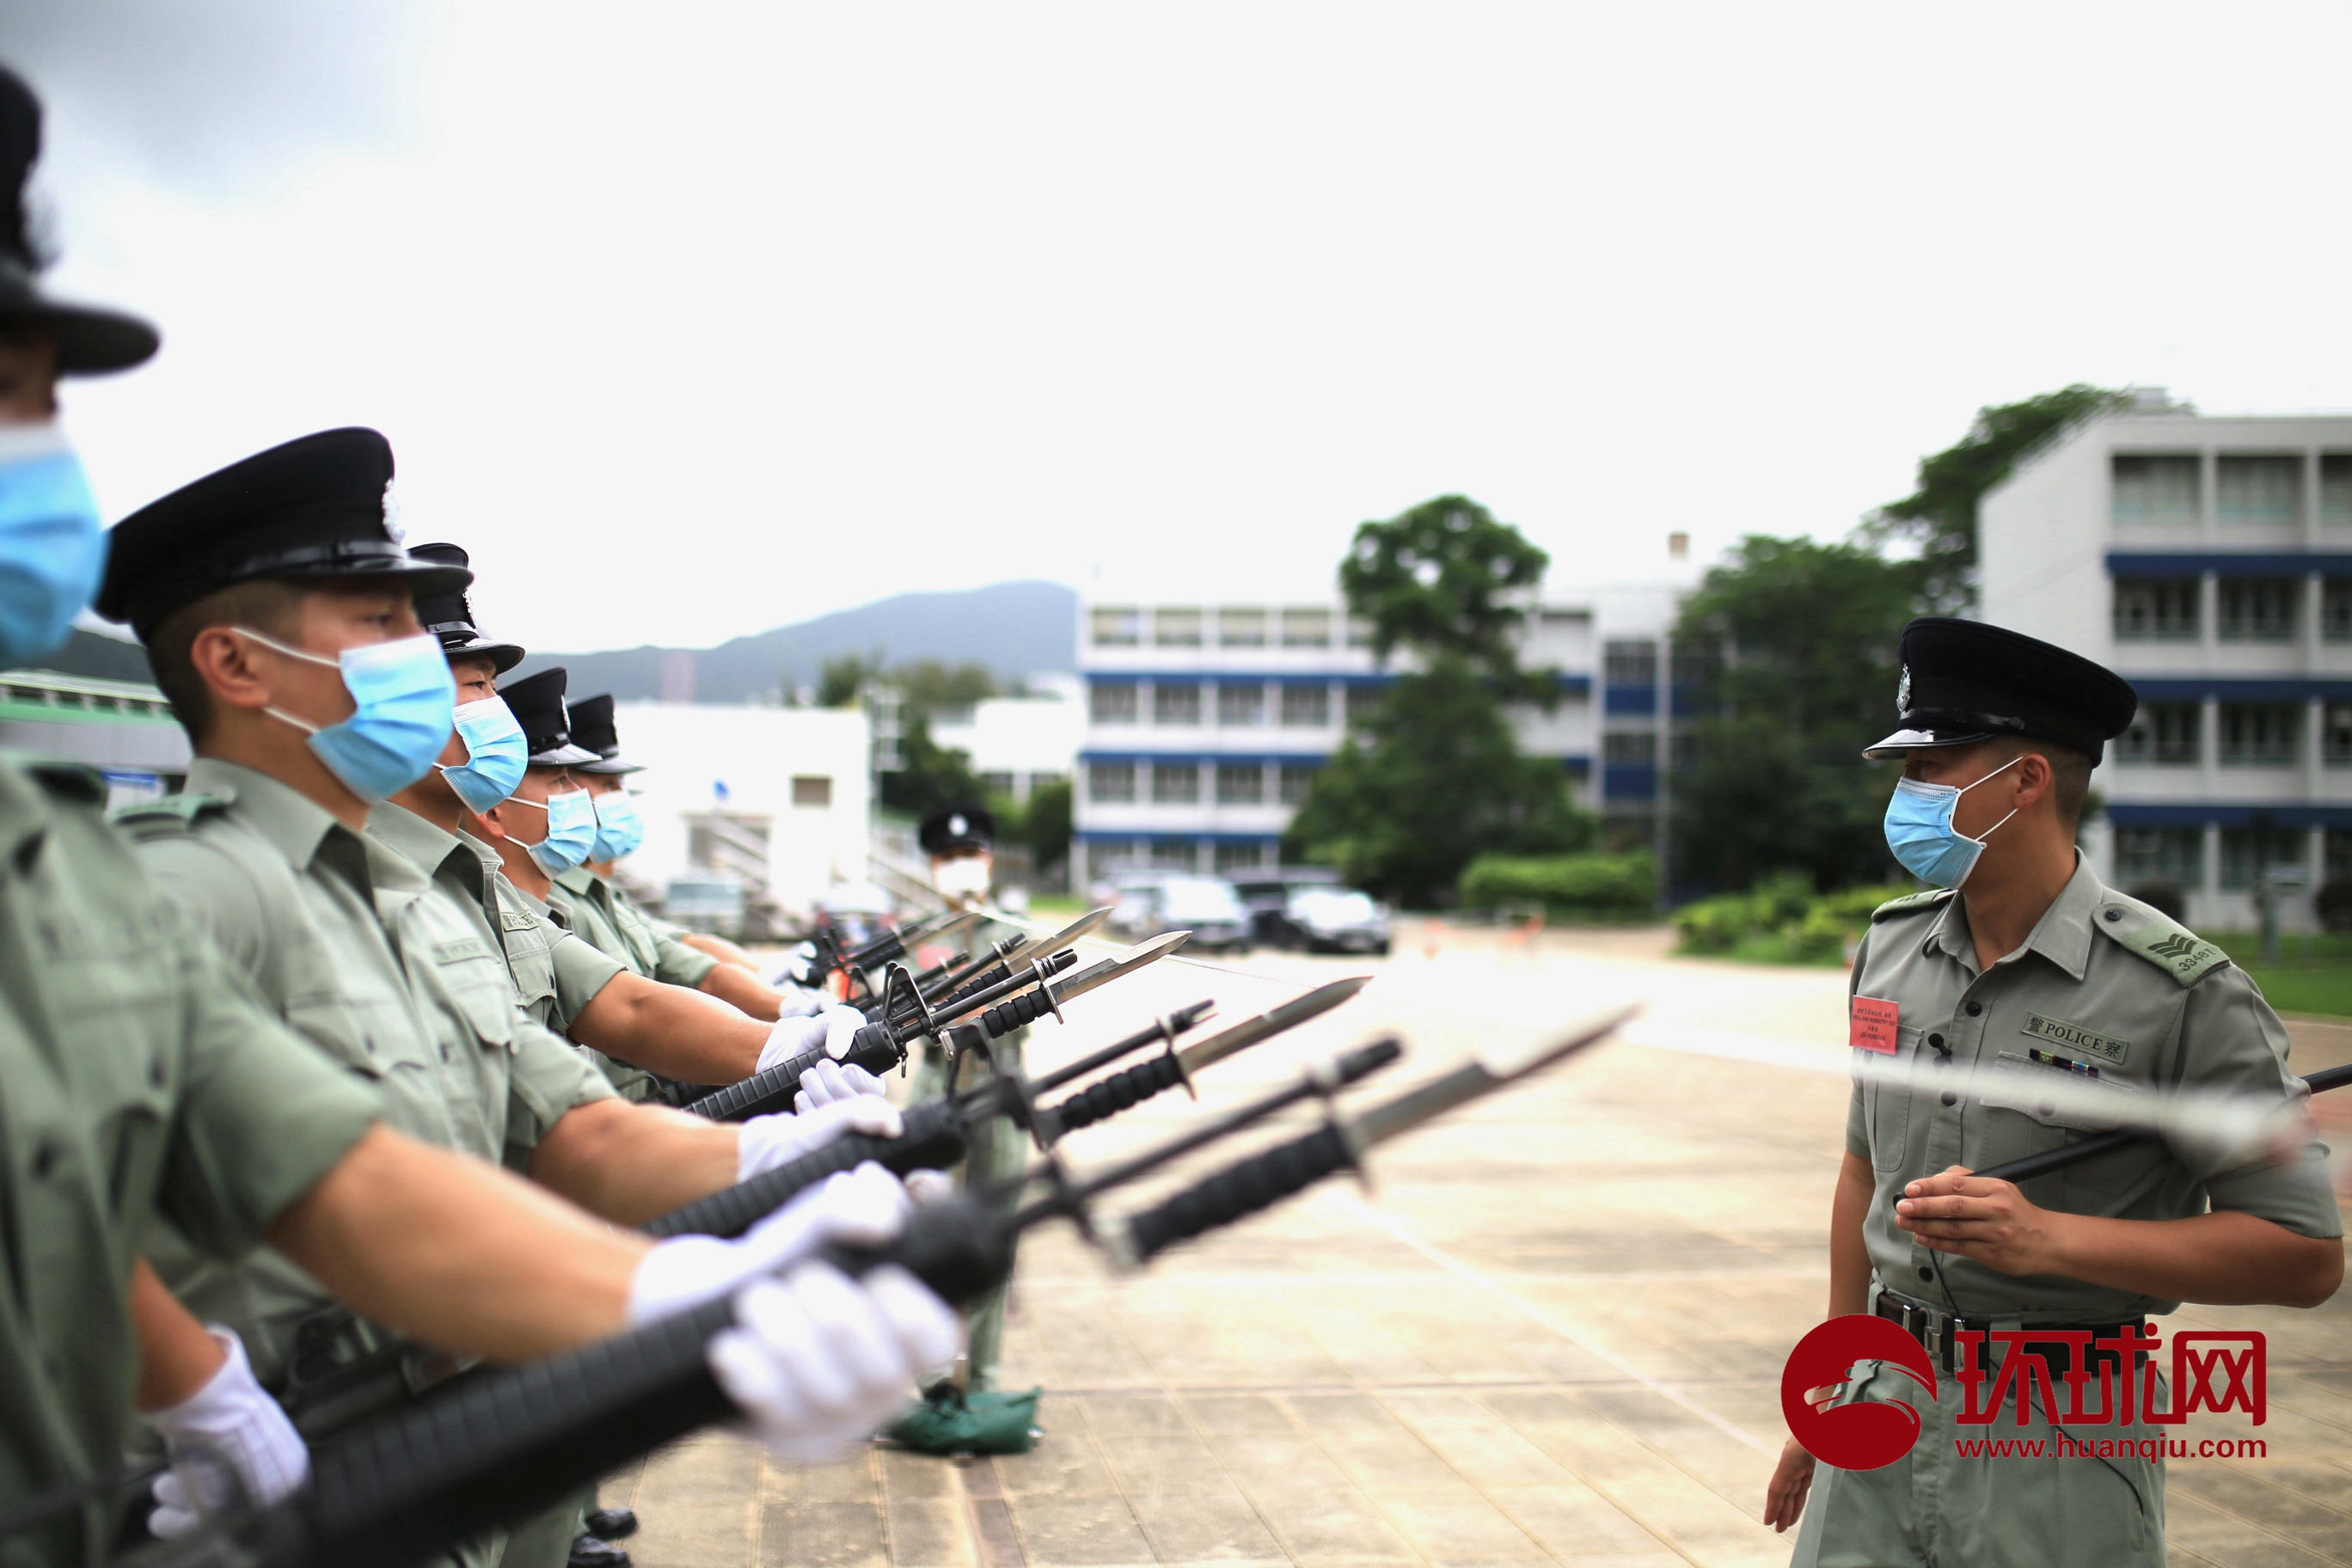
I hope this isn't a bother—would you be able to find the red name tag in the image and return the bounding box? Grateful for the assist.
[1850,996,1899,1054]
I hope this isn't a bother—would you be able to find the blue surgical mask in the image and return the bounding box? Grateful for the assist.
[591,788,645,861]
[511,787,598,876]
[439,696,528,813]
[0,423,107,670]
[239,628,457,805]
[1882,757,2022,888]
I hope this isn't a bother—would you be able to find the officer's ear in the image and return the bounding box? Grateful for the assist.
[471,803,515,843]
[2012,749,2055,813]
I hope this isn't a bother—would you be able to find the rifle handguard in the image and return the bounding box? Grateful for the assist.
[1113,1121,1357,1265]
[643,1103,971,1240]
[976,985,1059,1039]
[682,1022,903,1123]
[1034,1051,1186,1145]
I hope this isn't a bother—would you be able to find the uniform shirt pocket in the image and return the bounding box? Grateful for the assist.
[1865,1025,1920,1172]
[427,938,520,1054]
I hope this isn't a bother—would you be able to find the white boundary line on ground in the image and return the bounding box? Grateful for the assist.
[1339,1191,1778,1456]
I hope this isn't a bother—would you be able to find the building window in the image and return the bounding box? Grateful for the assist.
[1215,763,1265,804]
[1148,837,1200,871]
[1150,762,1200,804]
[1090,682,1139,723]
[2217,455,2301,524]
[1280,608,1332,648]
[2116,703,2200,765]
[790,775,832,807]
[1669,639,1722,687]
[1218,608,1266,647]
[1603,731,1657,766]
[1669,732,1700,771]
[1216,683,1266,726]
[1153,682,1202,726]
[2218,579,2298,641]
[2116,828,2202,888]
[2326,705,2352,766]
[2113,579,2200,640]
[2218,703,2299,765]
[2324,455,2352,524]
[1344,684,1384,726]
[2220,830,2306,890]
[2111,454,2200,523]
[1088,840,1146,884]
[1277,763,1318,804]
[1026,770,1067,794]
[2330,828,2352,883]
[2324,580,2352,641]
[1279,683,1331,726]
[1603,640,1658,687]
[1091,607,1142,646]
[978,771,1014,797]
[1154,607,1204,647]
[1087,762,1137,803]
[1215,841,1270,874]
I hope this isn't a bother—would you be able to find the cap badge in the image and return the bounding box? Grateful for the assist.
[381,481,406,545]
[1896,664,1911,714]
[949,814,966,836]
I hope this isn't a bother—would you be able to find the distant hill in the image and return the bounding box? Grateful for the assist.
[511,579,1078,702]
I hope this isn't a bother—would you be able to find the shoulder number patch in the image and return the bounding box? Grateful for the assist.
[2119,923,2229,987]
[2020,1013,2128,1065]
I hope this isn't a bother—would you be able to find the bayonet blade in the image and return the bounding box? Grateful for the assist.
[995,905,1114,964]
[1346,1004,1637,1148]
[1049,930,1191,1006]
[1176,975,1373,1075]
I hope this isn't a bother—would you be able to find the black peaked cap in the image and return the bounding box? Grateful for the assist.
[500,666,599,767]
[919,805,996,857]
[1863,617,2139,761]
[567,693,645,775]
[0,64,157,373]
[98,429,470,640]
[409,542,525,674]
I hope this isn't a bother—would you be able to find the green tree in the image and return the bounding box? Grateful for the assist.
[878,716,985,819]
[1671,536,1922,892]
[889,660,997,719]
[817,651,885,707]
[1864,384,2126,609]
[1285,657,1592,906]
[1006,777,1073,879]
[1340,493,1557,702]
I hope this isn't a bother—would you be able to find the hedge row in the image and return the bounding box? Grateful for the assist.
[1674,873,1914,962]
[1457,852,1657,916]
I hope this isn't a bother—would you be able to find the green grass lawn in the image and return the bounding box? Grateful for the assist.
[2205,932,2352,1020]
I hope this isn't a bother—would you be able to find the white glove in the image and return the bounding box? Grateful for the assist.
[707,1263,962,1461]
[794,1057,887,1114]
[737,1096,903,1183]
[903,1168,957,1206]
[770,983,827,1019]
[143,1327,309,1539]
[628,1162,913,1326]
[758,1006,865,1075]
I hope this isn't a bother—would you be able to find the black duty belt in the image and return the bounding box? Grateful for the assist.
[1874,1293,2146,1378]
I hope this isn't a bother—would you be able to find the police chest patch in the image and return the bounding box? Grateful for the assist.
[2019,1013,2128,1065]
[432,938,492,964]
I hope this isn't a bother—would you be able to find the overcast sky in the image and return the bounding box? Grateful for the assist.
[10,3,2352,653]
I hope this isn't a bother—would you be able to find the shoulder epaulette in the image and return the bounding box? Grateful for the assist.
[2098,896,2232,987]
[25,763,107,807]
[110,791,235,837]
[1870,888,1955,922]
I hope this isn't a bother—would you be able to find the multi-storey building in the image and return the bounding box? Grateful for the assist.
[1073,550,1699,890]
[1980,389,2352,927]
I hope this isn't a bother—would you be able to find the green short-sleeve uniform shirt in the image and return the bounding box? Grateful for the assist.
[553,866,719,989]
[0,758,377,1561]
[1846,855,2342,1321]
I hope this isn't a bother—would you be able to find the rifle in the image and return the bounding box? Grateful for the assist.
[646,976,1372,1240]
[682,931,1189,1124]
[138,1036,1433,1568]
[1963,1062,2352,1187]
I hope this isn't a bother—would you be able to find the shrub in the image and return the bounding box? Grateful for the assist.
[2318,879,2352,934]
[1458,851,1657,916]
[1672,894,1749,953]
[1670,881,1915,964]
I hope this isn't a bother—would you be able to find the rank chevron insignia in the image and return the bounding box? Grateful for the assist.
[2146,933,2200,961]
[2118,921,2228,986]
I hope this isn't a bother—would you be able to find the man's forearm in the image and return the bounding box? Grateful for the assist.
[700,961,784,1022]
[529,1098,742,1225]
[269,1125,647,1363]
[1828,1151,1875,1316]
[132,1259,229,1410]
[682,930,762,971]
[570,972,767,1082]
[2052,1209,2343,1308]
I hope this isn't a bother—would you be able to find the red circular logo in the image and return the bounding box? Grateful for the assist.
[1780,1314,1939,1470]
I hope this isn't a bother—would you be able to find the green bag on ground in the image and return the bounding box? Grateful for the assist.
[883,1381,1043,1455]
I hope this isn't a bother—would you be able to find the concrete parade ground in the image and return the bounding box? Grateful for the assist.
[603,927,2352,1568]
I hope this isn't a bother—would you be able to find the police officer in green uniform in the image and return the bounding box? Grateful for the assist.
[903,805,1031,1394]
[468,668,862,1104]
[0,79,955,1564]
[1767,619,2344,1567]
[567,692,828,1022]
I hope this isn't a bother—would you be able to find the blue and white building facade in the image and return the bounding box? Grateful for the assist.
[1074,562,1698,887]
[1981,390,2352,928]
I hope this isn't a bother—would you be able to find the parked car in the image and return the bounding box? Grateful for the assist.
[1263,885,1392,954]
[1232,865,1344,944]
[1109,875,1255,953]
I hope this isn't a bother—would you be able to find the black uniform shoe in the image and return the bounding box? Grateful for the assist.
[568,1534,630,1568]
[585,1509,639,1541]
